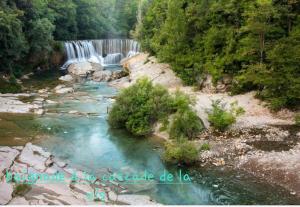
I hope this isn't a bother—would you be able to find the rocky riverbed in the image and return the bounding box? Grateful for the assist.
[0,56,299,204]
[0,143,156,205]
[117,53,300,197]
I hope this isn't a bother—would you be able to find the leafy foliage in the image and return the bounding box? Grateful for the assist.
[108,78,204,138]
[0,0,140,77]
[169,109,204,140]
[137,0,300,109]
[163,139,198,165]
[207,100,245,131]
[200,143,211,151]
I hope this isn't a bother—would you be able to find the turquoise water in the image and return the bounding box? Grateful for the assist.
[26,75,299,204]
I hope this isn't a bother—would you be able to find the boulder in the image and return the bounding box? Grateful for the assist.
[68,62,94,76]
[59,75,73,82]
[92,70,112,82]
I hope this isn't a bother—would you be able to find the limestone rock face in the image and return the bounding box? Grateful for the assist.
[68,62,94,76]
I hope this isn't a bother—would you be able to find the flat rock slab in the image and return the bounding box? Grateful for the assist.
[18,143,50,172]
[0,182,13,204]
[0,147,20,178]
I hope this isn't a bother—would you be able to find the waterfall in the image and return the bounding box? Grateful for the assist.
[61,39,140,70]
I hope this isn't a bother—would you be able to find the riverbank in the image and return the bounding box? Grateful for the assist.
[112,53,300,196]
[0,60,299,204]
[0,143,156,205]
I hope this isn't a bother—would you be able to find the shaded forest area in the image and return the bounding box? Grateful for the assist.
[0,0,139,76]
[136,0,300,110]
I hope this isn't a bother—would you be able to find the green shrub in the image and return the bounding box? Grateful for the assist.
[207,100,245,131]
[109,78,204,139]
[295,115,300,126]
[163,139,198,165]
[200,143,211,151]
[0,77,22,94]
[169,108,204,140]
[13,184,31,196]
[108,78,173,136]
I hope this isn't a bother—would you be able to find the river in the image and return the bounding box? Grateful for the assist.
[0,66,299,205]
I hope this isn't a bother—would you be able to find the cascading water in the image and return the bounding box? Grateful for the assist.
[61,39,140,70]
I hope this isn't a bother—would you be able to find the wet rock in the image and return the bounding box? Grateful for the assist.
[0,182,13,204]
[59,75,73,82]
[68,62,94,76]
[92,70,112,82]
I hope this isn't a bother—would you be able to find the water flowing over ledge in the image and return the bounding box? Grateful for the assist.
[61,39,140,70]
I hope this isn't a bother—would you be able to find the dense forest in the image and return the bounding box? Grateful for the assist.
[136,0,300,110]
[0,0,139,76]
[1,0,299,110]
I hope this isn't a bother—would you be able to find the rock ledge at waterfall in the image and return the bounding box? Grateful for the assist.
[0,143,158,205]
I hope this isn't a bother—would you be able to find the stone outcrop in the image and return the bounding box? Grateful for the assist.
[92,70,127,82]
[0,94,43,114]
[111,53,182,89]
[0,143,159,205]
[68,62,103,76]
[92,70,113,82]
[68,62,94,76]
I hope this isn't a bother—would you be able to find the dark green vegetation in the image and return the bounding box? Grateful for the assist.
[200,143,211,151]
[163,139,198,164]
[207,100,245,131]
[136,0,300,110]
[108,78,203,138]
[0,0,139,78]
[108,78,203,164]
[296,114,300,126]
[13,184,32,196]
